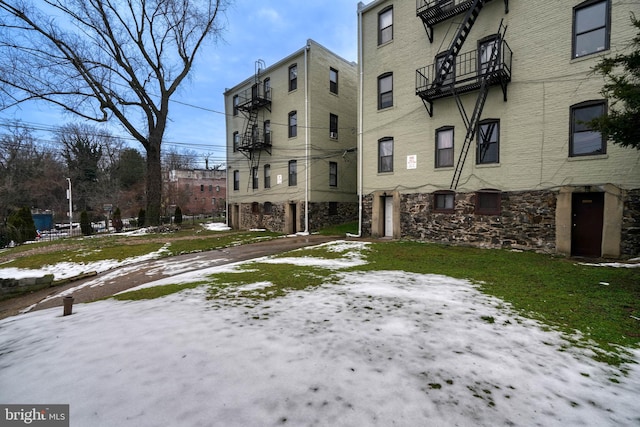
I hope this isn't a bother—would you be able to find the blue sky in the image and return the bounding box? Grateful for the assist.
[0,0,366,168]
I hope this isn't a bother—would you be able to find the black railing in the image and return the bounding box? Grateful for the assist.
[238,130,271,152]
[236,85,271,111]
[416,39,512,100]
[417,0,478,23]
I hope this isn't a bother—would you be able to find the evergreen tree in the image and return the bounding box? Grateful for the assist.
[137,209,146,229]
[80,210,92,236]
[174,206,183,225]
[589,15,640,150]
[112,207,124,232]
[7,207,36,243]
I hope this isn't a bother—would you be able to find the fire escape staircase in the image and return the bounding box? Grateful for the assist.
[236,60,271,189]
[417,0,508,43]
[450,20,506,190]
[415,0,511,190]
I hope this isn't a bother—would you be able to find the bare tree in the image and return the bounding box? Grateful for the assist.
[0,0,228,225]
[163,145,198,171]
[0,125,67,218]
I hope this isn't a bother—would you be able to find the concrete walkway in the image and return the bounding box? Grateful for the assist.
[0,234,337,320]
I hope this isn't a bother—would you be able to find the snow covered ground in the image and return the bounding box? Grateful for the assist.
[1,240,639,426]
[0,222,233,281]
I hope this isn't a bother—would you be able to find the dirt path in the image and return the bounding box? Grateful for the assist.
[0,234,337,320]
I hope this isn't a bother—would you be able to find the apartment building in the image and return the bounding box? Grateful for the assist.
[165,168,226,217]
[224,40,358,234]
[357,0,639,258]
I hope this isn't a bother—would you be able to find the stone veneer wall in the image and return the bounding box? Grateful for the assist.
[308,202,358,232]
[364,190,557,252]
[239,202,357,233]
[363,189,640,257]
[621,189,640,257]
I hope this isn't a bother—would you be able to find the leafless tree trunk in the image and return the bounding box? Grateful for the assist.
[0,0,228,225]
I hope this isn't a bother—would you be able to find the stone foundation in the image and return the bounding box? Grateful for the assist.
[238,201,357,233]
[363,188,639,257]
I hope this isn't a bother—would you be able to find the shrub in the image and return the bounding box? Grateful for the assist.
[112,207,124,232]
[7,207,37,243]
[80,211,92,235]
[174,206,183,225]
[138,208,146,228]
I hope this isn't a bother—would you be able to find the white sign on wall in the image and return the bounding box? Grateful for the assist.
[277,174,283,185]
[407,155,417,170]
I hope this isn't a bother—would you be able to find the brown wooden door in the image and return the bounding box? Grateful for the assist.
[571,192,604,257]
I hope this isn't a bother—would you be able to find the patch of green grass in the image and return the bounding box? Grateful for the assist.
[206,262,336,302]
[165,232,281,256]
[4,240,166,268]
[273,242,368,261]
[114,282,206,300]
[357,241,640,365]
[317,221,358,236]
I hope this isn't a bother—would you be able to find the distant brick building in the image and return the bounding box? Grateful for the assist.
[165,168,226,217]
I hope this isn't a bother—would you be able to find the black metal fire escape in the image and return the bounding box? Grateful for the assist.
[415,0,511,190]
[236,60,271,189]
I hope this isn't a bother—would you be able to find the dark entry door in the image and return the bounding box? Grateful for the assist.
[289,203,297,234]
[571,192,604,257]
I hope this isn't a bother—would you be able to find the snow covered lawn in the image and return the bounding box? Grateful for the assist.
[1,241,638,426]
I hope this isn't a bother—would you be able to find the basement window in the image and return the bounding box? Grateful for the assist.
[264,202,273,215]
[475,190,501,215]
[433,191,455,213]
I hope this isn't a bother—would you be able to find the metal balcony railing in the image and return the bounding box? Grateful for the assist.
[238,130,272,153]
[416,39,512,101]
[236,85,271,112]
[417,0,480,24]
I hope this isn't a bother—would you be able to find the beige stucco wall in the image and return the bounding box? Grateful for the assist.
[359,0,640,195]
[225,40,358,210]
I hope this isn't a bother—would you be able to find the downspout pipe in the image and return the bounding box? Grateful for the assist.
[304,41,310,234]
[350,3,365,238]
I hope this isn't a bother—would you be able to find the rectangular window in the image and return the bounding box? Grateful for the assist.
[264,164,271,189]
[233,170,239,191]
[378,6,393,45]
[435,52,455,85]
[478,36,499,75]
[289,64,298,91]
[233,131,240,152]
[200,184,204,192]
[570,101,606,156]
[378,138,393,173]
[288,160,297,186]
[233,95,239,116]
[477,120,499,164]
[434,191,455,212]
[329,202,338,216]
[573,0,609,58]
[212,198,216,205]
[329,161,338,187]
[476,190,501,215]
[252,166,258,190]
[330,68,339,94]
[378,73,393,109]
[436,127,454,168]
[289,111,297,138]
[264,120,271,145]
[330,114,338,139]
[209,185,213,192]
[263,78,271,99]
[264,202,273,215]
